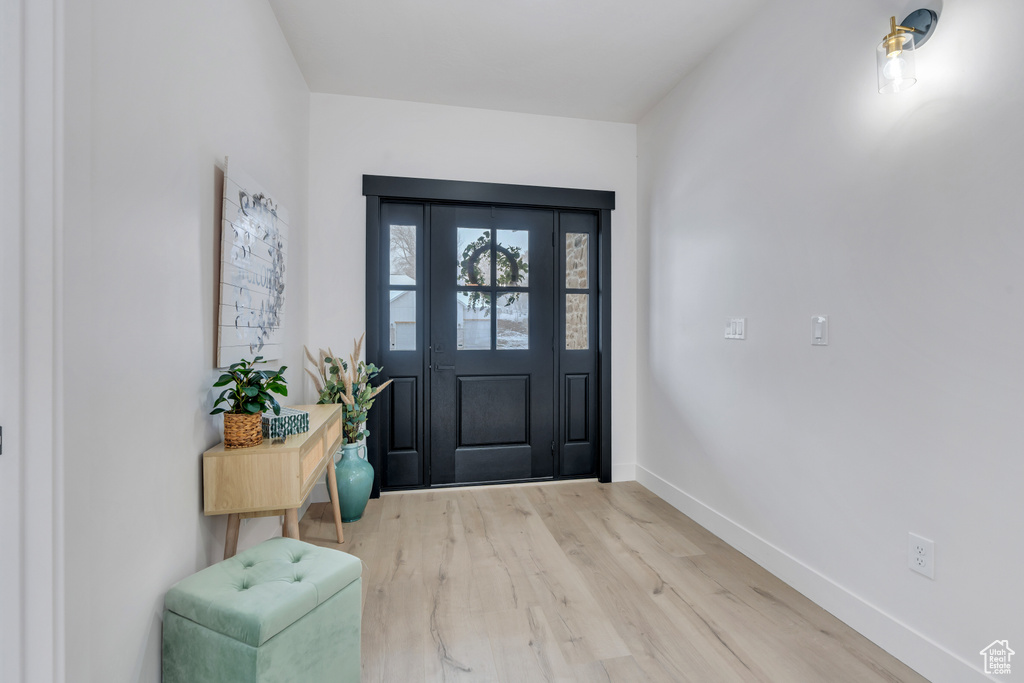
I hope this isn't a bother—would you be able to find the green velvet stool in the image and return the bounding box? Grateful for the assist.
[163,537,361,683]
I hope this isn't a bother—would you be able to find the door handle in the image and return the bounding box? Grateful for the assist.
[433,364,455,372]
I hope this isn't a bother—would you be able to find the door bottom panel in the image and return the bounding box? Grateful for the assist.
[453,444,533,483]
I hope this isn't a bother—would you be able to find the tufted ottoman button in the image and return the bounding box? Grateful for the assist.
[163,538,362,683]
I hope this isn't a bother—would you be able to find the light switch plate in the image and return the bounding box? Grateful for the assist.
[725,318,746,340]
[812,315,828,346]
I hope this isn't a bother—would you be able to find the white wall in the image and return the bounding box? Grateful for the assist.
[307,94,639,484]
[61,0,310,680]
[637,1,1023,681]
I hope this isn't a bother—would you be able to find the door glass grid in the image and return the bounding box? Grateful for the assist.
[456,227,529,350]
[565,232,590,350]
[457,291,491,350]
[497,293,529,349]
[565,233,588,289]
[497,230,529,287]
[565,293,588,350]
[389,290,416,351]
[457,227,491,286]
[390,225,417,285]
[388,223,418,350]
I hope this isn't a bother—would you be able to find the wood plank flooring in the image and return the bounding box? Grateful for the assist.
[299,481,929,683]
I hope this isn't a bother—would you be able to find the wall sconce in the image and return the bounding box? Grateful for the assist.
[877,9,938,94]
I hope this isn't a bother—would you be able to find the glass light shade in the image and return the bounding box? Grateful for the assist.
[877,33,917,94]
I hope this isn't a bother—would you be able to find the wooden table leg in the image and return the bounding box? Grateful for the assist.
[326,463,345,544]
[283,508,300,540]
[224,513,240,559]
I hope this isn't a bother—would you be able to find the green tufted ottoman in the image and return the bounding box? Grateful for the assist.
[162,537,361,683]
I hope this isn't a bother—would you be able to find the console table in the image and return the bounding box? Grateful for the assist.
[203,404,345,558]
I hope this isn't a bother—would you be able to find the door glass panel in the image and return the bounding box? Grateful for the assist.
[457,227,491,286]
[389,290,416,350]
[389,225,417,285]
[497,293,529,349]
[566,233,589,289]
[457,291,491,350]
[496,229,529,288]
[566,293,589,350]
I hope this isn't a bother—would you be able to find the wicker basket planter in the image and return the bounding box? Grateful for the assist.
[224,412,263,449]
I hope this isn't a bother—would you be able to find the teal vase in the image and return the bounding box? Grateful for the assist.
[335,441,373,523]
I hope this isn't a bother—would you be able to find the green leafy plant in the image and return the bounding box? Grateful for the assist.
[305,334,392,443]
[210,356,288,415]
[305,346,343,405]
[459,229,529,310]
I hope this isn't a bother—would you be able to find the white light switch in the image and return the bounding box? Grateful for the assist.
[725,318,746,340]
[812,316,828,346]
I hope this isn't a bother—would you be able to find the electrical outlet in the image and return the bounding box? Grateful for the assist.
[908,533,934,579]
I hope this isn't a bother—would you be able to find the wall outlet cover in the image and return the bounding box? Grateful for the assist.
[908,532,935,579]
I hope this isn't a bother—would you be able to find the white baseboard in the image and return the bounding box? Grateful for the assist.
[612,462,636,482]
[313,464,637,499]
[634,464,987,683]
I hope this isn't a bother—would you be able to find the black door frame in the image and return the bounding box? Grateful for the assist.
[364,175,614,496]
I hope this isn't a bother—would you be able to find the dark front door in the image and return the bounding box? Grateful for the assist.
[428,205,555,484]
[365,175,613,494]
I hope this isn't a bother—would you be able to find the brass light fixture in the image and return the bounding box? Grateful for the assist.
[877,9,938,94]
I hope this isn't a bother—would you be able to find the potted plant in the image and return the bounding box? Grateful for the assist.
[210,356,288,449]
[305,334,391,521]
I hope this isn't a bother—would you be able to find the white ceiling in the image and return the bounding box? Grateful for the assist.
[268,0,765,123]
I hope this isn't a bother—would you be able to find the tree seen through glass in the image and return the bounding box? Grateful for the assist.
[389,225,416,284]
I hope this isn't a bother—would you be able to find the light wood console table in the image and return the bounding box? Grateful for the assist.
[203,404,345,558]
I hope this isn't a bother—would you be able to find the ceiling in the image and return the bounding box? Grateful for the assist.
[267,0,765,123]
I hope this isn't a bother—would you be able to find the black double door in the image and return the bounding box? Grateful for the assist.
[429,205,555,484]
[374,199,600,489]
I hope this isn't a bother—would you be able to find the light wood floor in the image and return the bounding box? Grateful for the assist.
[299,481,928,683]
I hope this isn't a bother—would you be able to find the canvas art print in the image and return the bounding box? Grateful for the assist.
[217,159,288,367]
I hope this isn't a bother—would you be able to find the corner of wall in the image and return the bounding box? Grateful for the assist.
[612,462,637,482]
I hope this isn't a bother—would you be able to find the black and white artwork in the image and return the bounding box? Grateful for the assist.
[217,159,288,367]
